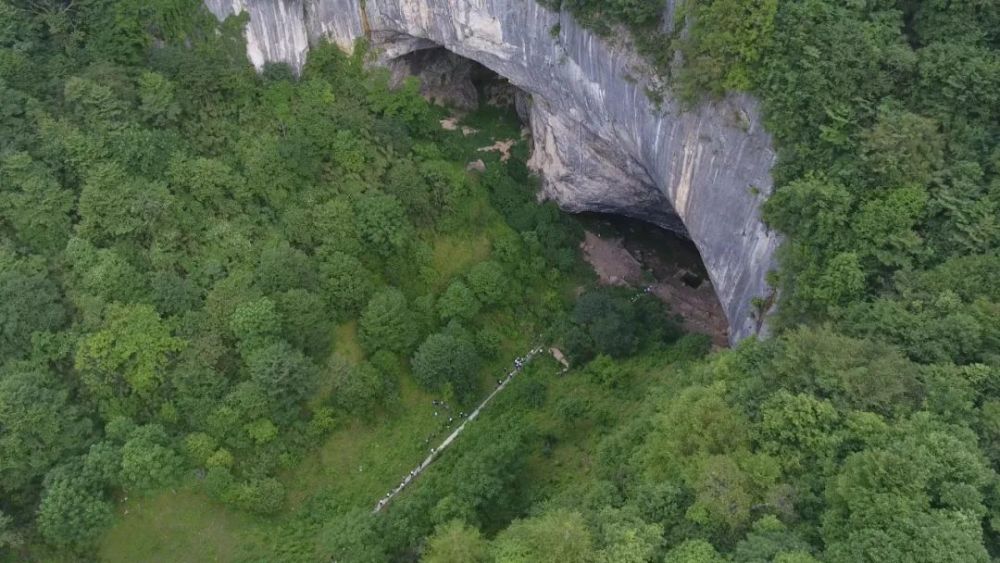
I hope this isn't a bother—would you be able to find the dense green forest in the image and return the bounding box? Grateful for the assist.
[0,0,998,562]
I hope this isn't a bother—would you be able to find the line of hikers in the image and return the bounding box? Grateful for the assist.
[374,347,544,513]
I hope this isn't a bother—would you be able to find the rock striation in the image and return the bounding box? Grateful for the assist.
[203,0,780,343]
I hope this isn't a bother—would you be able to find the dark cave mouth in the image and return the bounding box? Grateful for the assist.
[577,212,710,287]
[577,212,730,346]
[389,46,530,121]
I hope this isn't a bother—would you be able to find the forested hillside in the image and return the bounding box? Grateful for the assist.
[0,0,612,555]
[0,0,998,562]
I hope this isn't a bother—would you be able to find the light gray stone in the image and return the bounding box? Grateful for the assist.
[203,0,780,343]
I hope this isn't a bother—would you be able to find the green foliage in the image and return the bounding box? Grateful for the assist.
[227,476,284,514]
[821,414,993,562]
[255,239,315,294]
[320,251,376,318]
[137,71,181,126]
[0,0,573,551]
[229,297,282,343]
[584,354,628,389]
[411,332,481,401]
[0,509,23,551]
[6,0,998,560]
[422,520,491,563]
[120,424,184,492]
[491,509,594,562]
[0,250,67,360]
[0,153,74,253]
[0,367,92,501]
[243,340,318,417]
[467,260,508,306]
[677,0,778,96]
[75,303,185,417]
[359,288,418,355]
[437,280,482,322]
[76,163,174,244]
[732,516,814,563]
[664,539,726,563]
[36,474,113,550]
[182,432,217,466]
[328,356,394,411]
[317,508,388,563]
[562,288,675,363]
[354,192,412,257]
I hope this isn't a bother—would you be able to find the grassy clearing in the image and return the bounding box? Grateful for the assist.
[331,321,363,364]
[283,374,440,508]
[429,233,492,288]
[98,489,265,563]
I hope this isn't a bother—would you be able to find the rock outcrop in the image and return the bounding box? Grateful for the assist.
[203,0,780,343]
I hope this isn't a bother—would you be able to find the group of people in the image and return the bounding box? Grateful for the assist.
[424,400,466,445]
[630,285,655,303]
[373,346,545,513]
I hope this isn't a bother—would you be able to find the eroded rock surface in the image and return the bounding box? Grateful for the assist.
[203,0,780,342]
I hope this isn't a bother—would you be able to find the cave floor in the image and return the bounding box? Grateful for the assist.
[580,229,729,348]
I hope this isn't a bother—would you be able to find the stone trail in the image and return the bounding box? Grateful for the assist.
[372,346,545,513]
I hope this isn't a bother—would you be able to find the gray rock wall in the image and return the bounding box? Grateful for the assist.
[203,0,780,343]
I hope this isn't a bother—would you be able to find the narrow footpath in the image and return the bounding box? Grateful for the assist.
[372,346,545,513]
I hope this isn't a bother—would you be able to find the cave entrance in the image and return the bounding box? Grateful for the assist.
[389,47,530,122]
[388,46,728,345]
[577,212,730,347]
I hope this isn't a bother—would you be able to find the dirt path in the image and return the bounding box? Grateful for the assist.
[373,346,545,513]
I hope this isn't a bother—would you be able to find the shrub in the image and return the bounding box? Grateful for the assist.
[411,333,481,401]
[359,288,417,355]
[437,281,481,322]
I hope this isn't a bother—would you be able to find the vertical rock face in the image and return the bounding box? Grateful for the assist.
[203,0,781,343]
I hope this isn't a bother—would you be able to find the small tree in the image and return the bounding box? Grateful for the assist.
[120,424,184,492]
[229,477,284,514]
[317,508,387,563]
[467,261,508,306]
[491,509,594,562]
[36,473,112,549]
[437,281,481,322]
[423,520,491,563]
[320,251,375,318]
[359,288,417,355]
[75,303,184,415]
[353,192,411,257]
[244,340,318,419]
[329,357,392,411]
[229,297,281,343]
[275,288,331,357]
[411,333,481,401]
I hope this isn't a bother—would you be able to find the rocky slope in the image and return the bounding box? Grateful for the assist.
[203,0,780,342]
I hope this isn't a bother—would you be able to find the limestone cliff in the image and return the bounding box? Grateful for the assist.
[203,0,780,343]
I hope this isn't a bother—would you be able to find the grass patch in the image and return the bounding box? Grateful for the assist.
[429,233,492,288]
[332,321,363,364]
[283,374,440,508]
[98,489,265,563]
